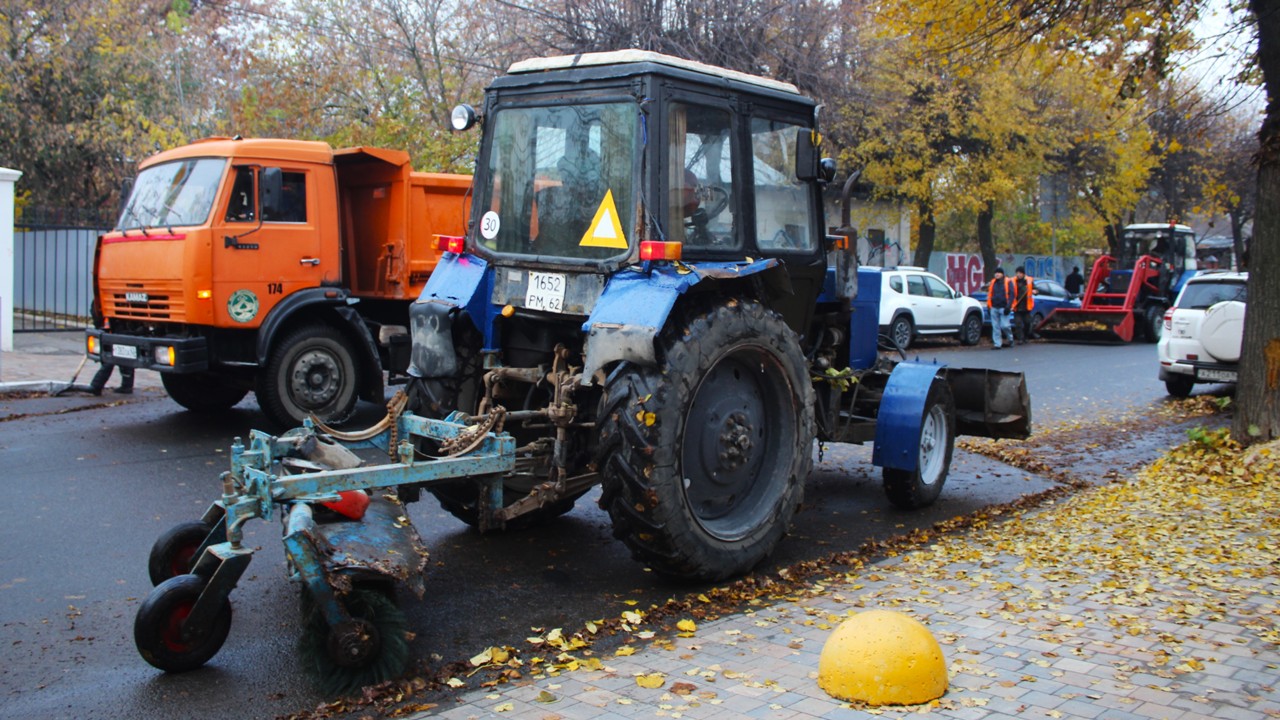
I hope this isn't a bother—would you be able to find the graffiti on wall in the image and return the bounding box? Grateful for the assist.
[940,254,1071,295]
[857,234,907,268]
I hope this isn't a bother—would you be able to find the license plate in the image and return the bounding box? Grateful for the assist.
[112,344,138,360]
[525,272,566,313]
[1197,367,1237,383]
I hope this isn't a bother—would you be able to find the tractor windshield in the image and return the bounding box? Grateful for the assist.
[476,102,638,261]
[117,158,226,230]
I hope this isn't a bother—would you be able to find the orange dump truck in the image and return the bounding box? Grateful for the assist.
[86,137,470,428]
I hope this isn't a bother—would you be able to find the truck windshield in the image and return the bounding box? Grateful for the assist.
[477,102,637,260]
[117,158,226,230]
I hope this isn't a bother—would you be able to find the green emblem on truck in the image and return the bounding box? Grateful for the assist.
[227,289,259,323]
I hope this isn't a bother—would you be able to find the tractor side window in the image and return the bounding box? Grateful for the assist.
[668,103,737,250]
[264,172,307,223]
[907,275,927,296]
[225,167,255,222]
[750,118,813,252]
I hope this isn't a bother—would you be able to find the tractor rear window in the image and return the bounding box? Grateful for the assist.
[477,102,637,261]
[1176,280,1247,309]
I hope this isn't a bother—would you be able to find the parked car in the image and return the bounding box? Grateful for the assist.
[1157,270,1248,397]
[971,278,1082,335]
[873,267,984,349]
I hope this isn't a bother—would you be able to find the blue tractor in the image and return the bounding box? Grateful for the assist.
[133,50,1032,691]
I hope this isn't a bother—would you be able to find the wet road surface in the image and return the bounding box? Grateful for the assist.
[0,340,1226,719]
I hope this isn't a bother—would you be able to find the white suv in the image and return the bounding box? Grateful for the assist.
[874,267,984,349]
[1157,271,1248,397]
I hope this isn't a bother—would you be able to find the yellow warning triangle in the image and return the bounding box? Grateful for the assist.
[579,189,628,249]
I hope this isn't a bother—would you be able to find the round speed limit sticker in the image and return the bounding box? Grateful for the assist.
[480,211,501,240]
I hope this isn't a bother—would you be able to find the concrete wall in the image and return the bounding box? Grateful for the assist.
[1,167,22,351]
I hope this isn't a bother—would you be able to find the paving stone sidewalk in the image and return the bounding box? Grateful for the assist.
[0,330,161,393]
[412,450,1279,720]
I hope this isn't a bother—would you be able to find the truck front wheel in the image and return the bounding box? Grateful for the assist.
[260,325,358,429]
[161,372,248,412]
[597,300,814,582]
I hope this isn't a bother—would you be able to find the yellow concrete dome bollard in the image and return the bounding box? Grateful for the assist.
[817,610,948,705]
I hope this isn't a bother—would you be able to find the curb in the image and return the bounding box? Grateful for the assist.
[0,380,72,396]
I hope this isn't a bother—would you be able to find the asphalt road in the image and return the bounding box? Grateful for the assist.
[0,340,1218,720]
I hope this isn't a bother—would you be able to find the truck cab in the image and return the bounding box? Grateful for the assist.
[90,138,470,427]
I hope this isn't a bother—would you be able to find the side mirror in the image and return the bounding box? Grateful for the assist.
[795,130,820,181]
[260,167,283,219]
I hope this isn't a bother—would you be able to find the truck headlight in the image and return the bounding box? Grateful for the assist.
[154,345,175,366]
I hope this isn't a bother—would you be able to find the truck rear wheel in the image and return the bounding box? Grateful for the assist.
[882,378,954,510]
[260,325,358,429]
[161,372,248,412]
[597,300,814,582]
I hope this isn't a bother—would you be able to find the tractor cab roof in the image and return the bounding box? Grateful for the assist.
[492,49,812,108]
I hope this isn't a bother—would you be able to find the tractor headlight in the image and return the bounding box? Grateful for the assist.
[450,104,478,132]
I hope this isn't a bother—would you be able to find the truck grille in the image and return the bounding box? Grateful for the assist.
[101,280,187,322]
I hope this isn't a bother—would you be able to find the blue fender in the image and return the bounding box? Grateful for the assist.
[872,361,943,472]
[408,253,494,378]
[580,259,781,379]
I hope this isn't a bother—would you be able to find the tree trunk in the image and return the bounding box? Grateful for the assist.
[1230,208,1247,270]
[912,199,935,268]
[1234,0,1280,443]
[977,201,998,280]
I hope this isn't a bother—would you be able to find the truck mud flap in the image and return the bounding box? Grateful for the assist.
[1036,308,1134,343]
[943,368,1031,440]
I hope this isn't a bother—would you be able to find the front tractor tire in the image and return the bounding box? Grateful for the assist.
[598,300,815,582]
[882,378,955,510]
[259,325,359,429]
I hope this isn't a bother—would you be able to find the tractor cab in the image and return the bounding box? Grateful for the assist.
[1116,223,1198,296]
[445,50,832,339]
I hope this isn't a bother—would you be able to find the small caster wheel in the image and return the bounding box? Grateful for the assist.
[148,521,216,585]
[135,574,232,673]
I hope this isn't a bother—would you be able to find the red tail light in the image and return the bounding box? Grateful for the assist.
[640,241,682,261]
[434,235,466,254]
[1163,308,1173,331]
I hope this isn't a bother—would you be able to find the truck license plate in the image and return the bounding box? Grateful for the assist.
[112,344,138,360]
[525,272,566,313]
[1198,368,1236,383]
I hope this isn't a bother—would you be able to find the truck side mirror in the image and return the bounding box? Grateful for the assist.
[261,167,283,220]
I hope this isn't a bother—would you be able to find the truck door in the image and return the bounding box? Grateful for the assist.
[213,166,326,327]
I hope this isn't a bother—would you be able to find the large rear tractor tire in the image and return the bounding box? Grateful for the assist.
[161,372,248,413]
[597,300,814,582]
[1140,305,1165,344]
[883,378,955,510]
[259,325,358,429]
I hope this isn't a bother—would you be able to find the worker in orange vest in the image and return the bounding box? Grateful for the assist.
[986,267,1014,348]
[1011,266,1036,344]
